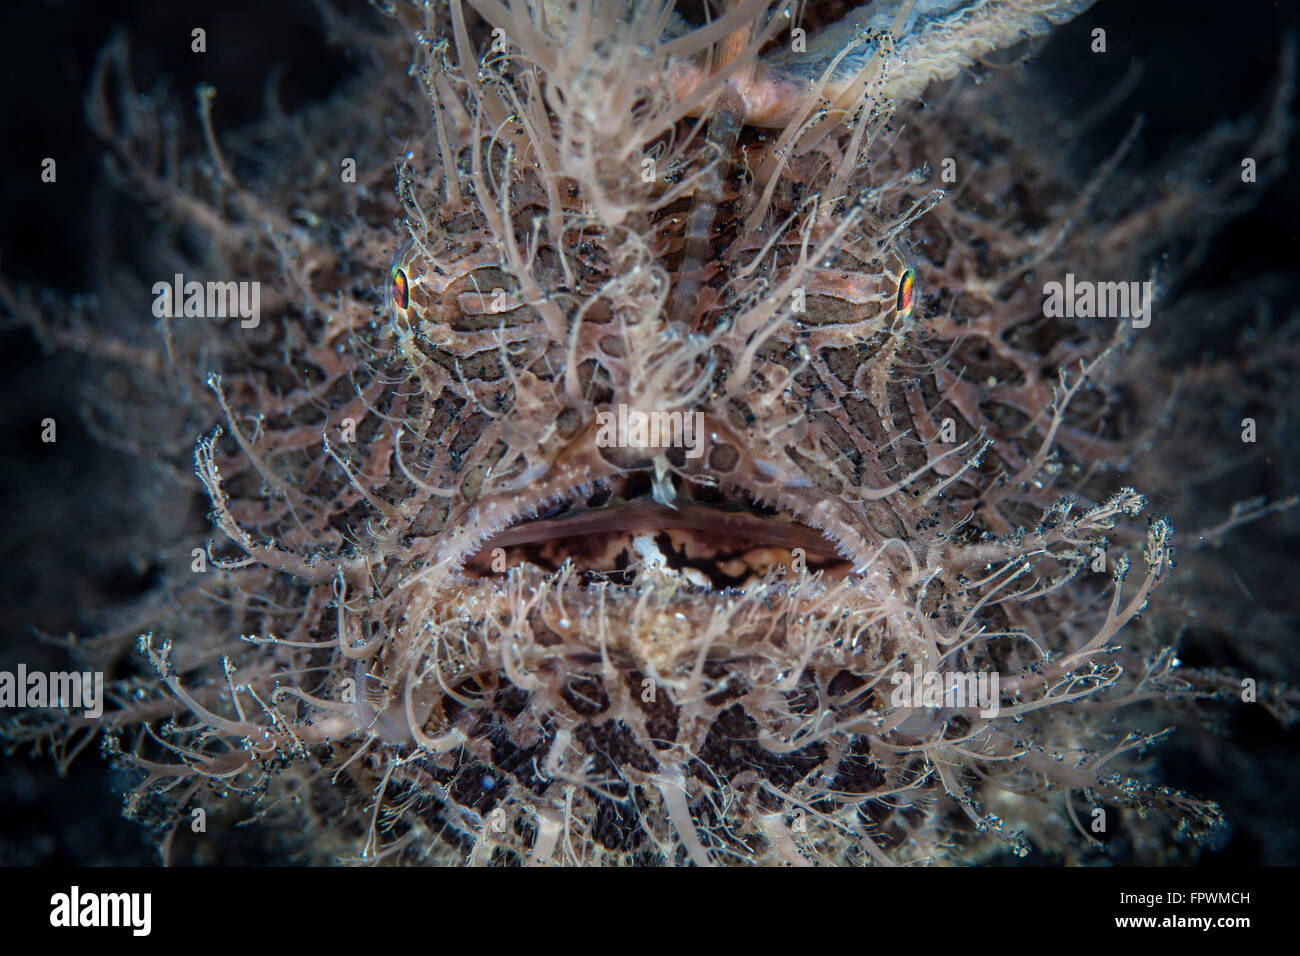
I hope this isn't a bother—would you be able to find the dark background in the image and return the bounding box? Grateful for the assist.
[0,0,1297,866]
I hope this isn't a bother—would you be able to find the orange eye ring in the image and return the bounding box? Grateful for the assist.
[390,266,410,311]
[896,266,917,318]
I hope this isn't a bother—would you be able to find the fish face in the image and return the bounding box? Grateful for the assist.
[347,1,1190,864]
[13,0,1247,868]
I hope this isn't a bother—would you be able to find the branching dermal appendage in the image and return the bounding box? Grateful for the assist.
[195,427,364,583]
[103,631,379,811]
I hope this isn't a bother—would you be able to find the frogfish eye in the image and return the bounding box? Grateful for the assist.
[390,265,410,312]
[896,266,917,319]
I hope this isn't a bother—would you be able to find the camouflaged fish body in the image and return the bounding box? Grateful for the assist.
[6,0,1249,865]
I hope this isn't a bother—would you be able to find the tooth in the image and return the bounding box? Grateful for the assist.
[682,567,711,589]
[631,532,667,571]
[651,456,677,508]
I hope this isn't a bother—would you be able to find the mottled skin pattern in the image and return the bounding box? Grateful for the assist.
[5,0,1293,865]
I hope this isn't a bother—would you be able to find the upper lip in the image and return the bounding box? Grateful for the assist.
[474,489,853,558]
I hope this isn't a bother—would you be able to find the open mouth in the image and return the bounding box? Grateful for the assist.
[463,472,854,590]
